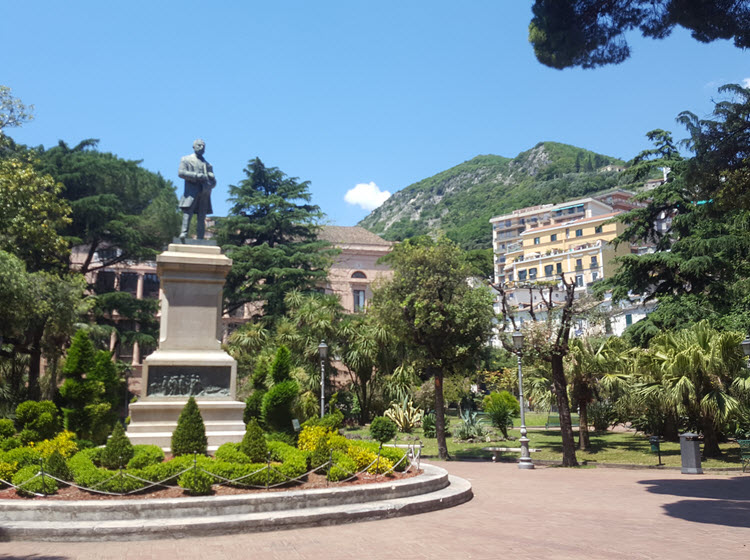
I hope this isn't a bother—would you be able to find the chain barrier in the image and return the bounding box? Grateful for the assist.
[1,446,421,498]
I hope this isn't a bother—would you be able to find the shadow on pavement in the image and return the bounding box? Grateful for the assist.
[0,556,70,560]
[639,477,750,501]
[661,499,750,528]
[640,476,750,528]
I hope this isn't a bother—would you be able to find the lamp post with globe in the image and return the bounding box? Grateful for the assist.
[512,329,534,470]
[318,340,328,418]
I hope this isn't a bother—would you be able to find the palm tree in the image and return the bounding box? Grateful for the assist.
[567,337,630,449]
[645,321,748,458]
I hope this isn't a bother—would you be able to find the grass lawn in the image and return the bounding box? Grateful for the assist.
[345,417,745,469]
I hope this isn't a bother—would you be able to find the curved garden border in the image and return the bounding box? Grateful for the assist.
[0,463,472,542]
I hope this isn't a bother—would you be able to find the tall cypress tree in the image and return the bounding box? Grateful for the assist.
[216,158,336,323]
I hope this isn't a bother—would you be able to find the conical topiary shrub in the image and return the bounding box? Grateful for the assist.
[100,422,135,469]
[240,418,268,462]
[270,345,292,384]
[171,397,208,456]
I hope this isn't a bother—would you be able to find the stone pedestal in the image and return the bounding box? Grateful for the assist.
[127,243,246,451]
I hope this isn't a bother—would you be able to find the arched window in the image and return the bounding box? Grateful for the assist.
[351,271,367,279]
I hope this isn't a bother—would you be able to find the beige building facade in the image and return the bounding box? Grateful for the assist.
[316,226,394,313]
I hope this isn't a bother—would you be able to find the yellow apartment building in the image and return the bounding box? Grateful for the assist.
[489,191,642,284]
[502,211,628,290]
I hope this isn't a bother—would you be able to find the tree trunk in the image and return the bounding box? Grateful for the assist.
[433,367,449,460]
[27,346,42,402]
[663,411,680,442]
[578,400,590,450]
[701,417,722,458]
[43,353,60,401]
[359,381,369,426]
[550,355,578,466]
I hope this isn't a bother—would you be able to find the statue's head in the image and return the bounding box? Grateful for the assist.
[193,138,206,156]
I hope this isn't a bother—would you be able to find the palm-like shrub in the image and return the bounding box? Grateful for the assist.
[171,397,207,456]
[482,391,519,438]
[384,398,423,433]
[455,410,485,440]
[639,321,749,458]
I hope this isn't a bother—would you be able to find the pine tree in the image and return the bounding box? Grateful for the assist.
[62,330,95,379]
[270,345,292,383]
[215,158,337,323]
[171,397,208,456]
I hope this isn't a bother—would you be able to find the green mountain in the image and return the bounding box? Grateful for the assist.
[359,142,627,249]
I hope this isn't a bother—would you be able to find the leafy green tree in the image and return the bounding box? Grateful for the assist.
[0,146,71,272]
[642,321,749,458]
[34,139,180,274]
[215,158,336,321]
[371,237,495,459]
[0,255,89,401]
[0,85,34,133]
[529,1,750,69]
[599,85,750,343]
[494,278,586,466]
[171,397,208,456]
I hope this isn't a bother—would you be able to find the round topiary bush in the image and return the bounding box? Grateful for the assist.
[12,464,58,497]
[178,467,215,495]
[370,416,398,444]
[171,397,208,456]
[100,423,134,469]
[0,418,15,439]
[240,418,268,462]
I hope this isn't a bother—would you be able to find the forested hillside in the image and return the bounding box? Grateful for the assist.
[359,142,626,249]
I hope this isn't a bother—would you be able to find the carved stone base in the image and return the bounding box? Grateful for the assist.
[127,400,246,452]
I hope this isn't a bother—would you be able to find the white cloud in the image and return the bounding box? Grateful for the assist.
[742,77,750,88]
[344,181,391,211]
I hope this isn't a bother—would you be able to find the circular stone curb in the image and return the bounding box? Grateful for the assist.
[0,463,472,542]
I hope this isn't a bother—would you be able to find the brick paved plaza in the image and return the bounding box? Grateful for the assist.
[2,461,748,560]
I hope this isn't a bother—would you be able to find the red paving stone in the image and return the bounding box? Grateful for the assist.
[1,461,748,559]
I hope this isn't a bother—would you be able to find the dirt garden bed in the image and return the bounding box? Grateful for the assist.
[0,469,421,501]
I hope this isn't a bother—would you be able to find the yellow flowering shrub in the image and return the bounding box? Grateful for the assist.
[346,445,377,470]
[35,430,78,459]
[0,461,19,483]
[298,426,332,451]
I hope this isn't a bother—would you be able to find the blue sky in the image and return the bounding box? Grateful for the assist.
[4,1,748,226]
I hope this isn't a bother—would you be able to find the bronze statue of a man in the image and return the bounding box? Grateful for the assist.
[178,138,216,240]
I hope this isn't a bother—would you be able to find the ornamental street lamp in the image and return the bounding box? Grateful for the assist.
[512,329,534,470]
[318,340,328,418]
